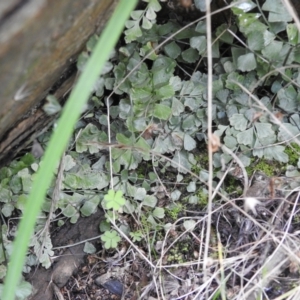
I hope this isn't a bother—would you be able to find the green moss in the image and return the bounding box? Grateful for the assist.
[198,190,208,206]
[191,163,201,174]
[225,177,242,195]
[284,143,300,165]
[198,151,209,167]
[251,160,274,177]
[167,241,191,263]
[191,147,209,173]
[245,158,283,177]
[166,203,184,221]
[181,189,209,208]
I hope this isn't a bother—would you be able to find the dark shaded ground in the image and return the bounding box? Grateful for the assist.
[27,209,105,300]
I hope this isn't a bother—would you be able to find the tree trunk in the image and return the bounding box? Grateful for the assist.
[0,0,118,167]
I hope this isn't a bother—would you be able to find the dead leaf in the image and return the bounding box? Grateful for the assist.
[209,134,220,153]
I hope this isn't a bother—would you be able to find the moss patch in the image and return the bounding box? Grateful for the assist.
[284,143,300,165]
[166,203,185,221]
[246,158,284,177]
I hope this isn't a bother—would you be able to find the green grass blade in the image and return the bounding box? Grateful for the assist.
[2,0,137,298]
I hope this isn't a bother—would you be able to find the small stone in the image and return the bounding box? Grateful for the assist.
[95,278,123,296]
